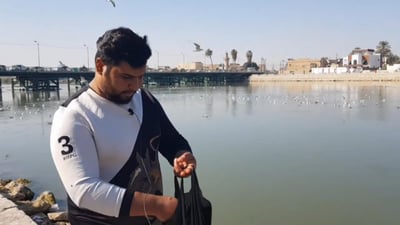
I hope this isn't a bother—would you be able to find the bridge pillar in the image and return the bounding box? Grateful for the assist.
[11,78,15,92]
[67,78,71,96]
[0,79,2,106]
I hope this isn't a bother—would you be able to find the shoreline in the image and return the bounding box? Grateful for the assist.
[249,72,400,82]
[0,178,69,225]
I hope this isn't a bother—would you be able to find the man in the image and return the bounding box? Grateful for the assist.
[50,27,196,225]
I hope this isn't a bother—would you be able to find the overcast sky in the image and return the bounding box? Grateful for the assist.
[0,0,399,69]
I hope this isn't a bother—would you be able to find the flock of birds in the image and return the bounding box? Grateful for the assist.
[0,91,399,122]
[1,88,400,161]
[0,103,51,121]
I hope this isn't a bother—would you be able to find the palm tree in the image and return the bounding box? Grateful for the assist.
[246,50,253,63]
[230,49,238,64]
[376,41,392,68]
[387,53,400,65]
[205,49,213,71]
[320,57,329,67]
[243,50,259,71]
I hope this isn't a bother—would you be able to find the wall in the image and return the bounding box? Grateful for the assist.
[286,58,320,74]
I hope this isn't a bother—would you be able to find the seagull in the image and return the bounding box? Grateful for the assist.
[107,0,116,7]
[193,43,203,52]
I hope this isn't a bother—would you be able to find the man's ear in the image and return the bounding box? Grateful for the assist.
[95,58,105,74]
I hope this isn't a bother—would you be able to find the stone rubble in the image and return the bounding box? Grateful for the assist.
[0,178,70,225]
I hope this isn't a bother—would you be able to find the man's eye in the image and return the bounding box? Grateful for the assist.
[120,74,143,81]
[121,75,131,79]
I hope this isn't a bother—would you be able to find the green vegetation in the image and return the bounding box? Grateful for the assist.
[230,49,238,64]
[205,49,213,70]
[376,41,400,68]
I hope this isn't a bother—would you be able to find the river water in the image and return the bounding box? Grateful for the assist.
[1,81,400,225]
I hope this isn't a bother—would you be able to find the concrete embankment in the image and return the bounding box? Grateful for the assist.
[249,72,400,82]
[0,193,37,225]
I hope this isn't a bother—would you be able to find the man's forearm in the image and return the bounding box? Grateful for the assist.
[130,192,177,222]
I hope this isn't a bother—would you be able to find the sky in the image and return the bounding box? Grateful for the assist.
[0,0,399,69]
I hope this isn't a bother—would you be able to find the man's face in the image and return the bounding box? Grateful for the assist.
[101,61,146,104]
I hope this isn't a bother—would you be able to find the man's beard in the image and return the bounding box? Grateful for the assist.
[107,92,133,104]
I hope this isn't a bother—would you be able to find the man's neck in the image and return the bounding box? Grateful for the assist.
[88,78,105,99]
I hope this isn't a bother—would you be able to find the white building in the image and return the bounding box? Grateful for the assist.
[342,49,380,69]
[387,64,400,73]
[311,67,348,74]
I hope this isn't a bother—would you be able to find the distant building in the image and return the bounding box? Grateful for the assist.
[311,67,349,74]
[177,62,203,71]
[342,48,381,69]
[228,63,242,72]
[387,64,400,73]
[242,62,259,71]
[157,65,172,71]
[202,64,215,71]
[259,63,266,73]
[286,58,320,74]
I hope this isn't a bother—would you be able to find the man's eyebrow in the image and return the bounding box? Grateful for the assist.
[121,72,143,77]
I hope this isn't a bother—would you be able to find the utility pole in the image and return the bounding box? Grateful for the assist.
[34,40,40,67]
[84,44,89,69]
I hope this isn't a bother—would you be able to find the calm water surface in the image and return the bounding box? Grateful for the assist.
[1,81,400,225]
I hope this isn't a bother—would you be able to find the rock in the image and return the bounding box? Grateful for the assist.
[0,178,12,186]
[0,178,70,224]
[7,183,35,201]
[4,179,34,201]
[0,185,7,193]
[31,212,53,225]
[0,193,37,225]
[16,199,51,215]
[48,211,68,221]
[55,222,71,225]
[36,191,57,206]
[16,191,56,215]
[15,178,31,185]
[0,179,12,193]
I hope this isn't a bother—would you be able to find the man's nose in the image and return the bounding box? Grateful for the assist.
[128,77,143,89]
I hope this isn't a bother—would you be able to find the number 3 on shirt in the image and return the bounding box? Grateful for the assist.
[58,136,74,155]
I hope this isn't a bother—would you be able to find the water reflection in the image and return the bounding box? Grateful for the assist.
[11,90,59,107]
[2,81,400,122]
[0,88,2,108]
[249,82,400,121]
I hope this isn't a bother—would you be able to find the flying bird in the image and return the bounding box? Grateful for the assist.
[193,43,203,52]
[107,0,116,7]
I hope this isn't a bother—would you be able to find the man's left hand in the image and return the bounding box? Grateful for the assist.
[174,152,196,177]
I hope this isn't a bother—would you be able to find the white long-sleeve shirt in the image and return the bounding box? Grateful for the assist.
[50,88,143,217]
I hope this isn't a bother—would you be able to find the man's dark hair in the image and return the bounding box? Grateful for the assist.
[95,27,152,68]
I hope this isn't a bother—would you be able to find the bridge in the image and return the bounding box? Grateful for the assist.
[0,70,260,91]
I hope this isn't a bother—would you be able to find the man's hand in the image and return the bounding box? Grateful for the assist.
[174,152,196,177]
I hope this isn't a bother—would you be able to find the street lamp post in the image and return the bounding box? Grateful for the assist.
[34,40,40,67]
[154,50,159,70]
[84,44,89,69]
[181,52,185,65]
[280,60,286,74]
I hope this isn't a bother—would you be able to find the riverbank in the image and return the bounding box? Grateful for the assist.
[0,178,69,225]
[249,72,400,82]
